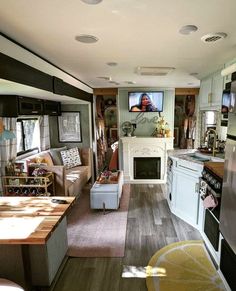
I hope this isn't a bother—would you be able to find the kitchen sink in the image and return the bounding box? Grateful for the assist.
[186,152,224,162]
[187,153,211,162]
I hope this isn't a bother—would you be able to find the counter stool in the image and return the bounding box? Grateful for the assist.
[0,279,25,290]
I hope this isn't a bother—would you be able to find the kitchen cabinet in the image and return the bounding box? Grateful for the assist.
[172,169,200,227]
[43,100,61,115]
[0,95,19,117]
[199,70,223,110]
[18,96,44,115]
[169,155,203,228]
[223,57,236,86]
[0,95,61,116]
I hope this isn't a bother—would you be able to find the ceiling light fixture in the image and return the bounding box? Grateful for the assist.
[201,32,227,43]
[97,76,112,81]
[107,62,118,67]
[75,34,98,43]
[179,25,198,35]
[190,72,198,76]
[125,81,136,84]
[81,0,102,4]
[135,66,175,76]
[109,81,120,85]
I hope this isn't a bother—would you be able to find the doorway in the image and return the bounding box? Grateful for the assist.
[94,91,119,175]
[174,88,199,149]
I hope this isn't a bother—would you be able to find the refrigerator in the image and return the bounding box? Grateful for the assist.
[219,80,236,255]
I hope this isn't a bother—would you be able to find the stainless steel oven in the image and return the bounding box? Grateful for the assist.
[200,166,223,251]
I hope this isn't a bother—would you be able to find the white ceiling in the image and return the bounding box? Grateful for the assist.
[0,0,236,90]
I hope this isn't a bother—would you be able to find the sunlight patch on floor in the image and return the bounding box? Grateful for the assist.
[122,265,166,278]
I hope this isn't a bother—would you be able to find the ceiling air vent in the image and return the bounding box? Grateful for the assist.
[201,32,227,43]
[135,66,175,76]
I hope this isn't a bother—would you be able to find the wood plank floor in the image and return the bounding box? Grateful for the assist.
[51,184,201,291]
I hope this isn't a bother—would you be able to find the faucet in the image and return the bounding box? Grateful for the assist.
[205,129,217,157]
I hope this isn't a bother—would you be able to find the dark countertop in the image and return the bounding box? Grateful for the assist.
[204,161,225,179]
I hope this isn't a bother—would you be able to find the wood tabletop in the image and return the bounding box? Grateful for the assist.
[204,161,225,179]
[0,196,75,245]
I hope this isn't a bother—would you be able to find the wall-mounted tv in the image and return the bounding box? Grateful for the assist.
[128,91,164,112]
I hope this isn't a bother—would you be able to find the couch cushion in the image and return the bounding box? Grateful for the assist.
[49,146,67,165]
[27,152,54,166]
[61,147,82,169]
[65,166,89,196]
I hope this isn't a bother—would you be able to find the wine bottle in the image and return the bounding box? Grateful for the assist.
[37,188,46,196]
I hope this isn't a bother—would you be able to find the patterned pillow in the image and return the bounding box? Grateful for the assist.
[60,148,82,169]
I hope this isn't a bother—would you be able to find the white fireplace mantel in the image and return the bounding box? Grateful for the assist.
[120,137,173,184]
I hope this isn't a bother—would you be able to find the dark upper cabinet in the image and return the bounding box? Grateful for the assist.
[0,95,18,117]
[18,96,43,115]
[43,100,61,115]
[0,95,61,117]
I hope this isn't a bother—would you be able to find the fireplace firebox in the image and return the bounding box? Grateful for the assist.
[134,157,161,179]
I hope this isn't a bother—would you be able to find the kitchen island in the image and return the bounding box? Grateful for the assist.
[167,149,224,228]
[167,149,225,267]
[0,196,75,290]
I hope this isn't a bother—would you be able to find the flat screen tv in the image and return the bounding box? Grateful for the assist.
[128,91,164,112]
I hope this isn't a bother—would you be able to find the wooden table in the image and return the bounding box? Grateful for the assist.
[0,196,75,289]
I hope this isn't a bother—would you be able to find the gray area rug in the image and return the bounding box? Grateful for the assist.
[67,184,130,257]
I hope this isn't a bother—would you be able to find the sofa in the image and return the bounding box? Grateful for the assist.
[23,147,92,197]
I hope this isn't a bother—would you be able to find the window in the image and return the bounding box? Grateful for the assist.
[17,118,40,155]
[200,111,219,146]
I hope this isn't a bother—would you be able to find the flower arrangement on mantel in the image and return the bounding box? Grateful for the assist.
[152,117,171,138]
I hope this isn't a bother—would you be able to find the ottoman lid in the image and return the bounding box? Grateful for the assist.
[91,183,118,193]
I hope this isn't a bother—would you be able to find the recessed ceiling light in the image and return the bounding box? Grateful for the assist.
[81,0,102,4]
[125,81,136,84]
[179,25,198,35]
[75,34,98,43]
[201,32,227,43]
[97,76,111,81]
[109,81,120,85]
[107,62,118,67]
[190,72,198,76]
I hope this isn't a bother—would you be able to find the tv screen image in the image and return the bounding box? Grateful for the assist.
[128,91,164,112]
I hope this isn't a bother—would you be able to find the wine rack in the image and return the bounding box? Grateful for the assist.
[2,173,55,197]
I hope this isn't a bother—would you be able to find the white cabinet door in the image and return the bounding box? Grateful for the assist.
[199,70,223,110]
[211,71,223,109]
[174,170,199,227]
[199,77,212,109]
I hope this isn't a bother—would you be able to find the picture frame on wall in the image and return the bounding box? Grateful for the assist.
[58,111,82,142]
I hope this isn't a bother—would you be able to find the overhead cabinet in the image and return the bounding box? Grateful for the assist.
[0,95,61,116]
[18,96,44,115]
[199,70,223,110]
[43,100,61,116]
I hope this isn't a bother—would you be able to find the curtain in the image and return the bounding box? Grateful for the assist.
[39,115,50,151]
[0,118,17,195]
